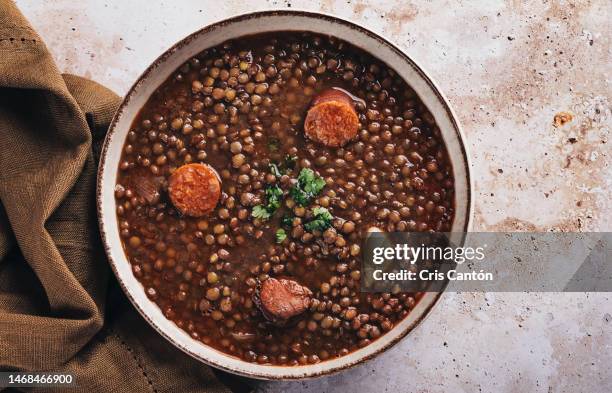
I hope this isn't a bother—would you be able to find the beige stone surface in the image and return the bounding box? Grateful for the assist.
[15,1,611,392]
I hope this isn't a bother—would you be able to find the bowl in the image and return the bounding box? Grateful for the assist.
[97,10,473,380]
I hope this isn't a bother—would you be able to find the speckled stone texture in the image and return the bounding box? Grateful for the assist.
[15,1,611,392]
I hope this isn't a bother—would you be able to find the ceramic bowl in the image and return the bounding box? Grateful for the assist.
[97,10,473,380]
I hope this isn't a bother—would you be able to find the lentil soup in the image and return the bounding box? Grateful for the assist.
[114,31,455,366]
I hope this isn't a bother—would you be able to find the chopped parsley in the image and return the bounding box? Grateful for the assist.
[269,155,297,177]
[275,228,287,243]
[281,214,293,229]
[304,206,333,232]
[265,184,283,210]
[269,163,282,178]
[251,205,271,220]
[251,185,283,220]
[289,168,326,206]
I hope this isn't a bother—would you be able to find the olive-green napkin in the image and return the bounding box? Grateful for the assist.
[0,1,236,392]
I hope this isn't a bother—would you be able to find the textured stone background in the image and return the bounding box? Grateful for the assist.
[15,1,611,392]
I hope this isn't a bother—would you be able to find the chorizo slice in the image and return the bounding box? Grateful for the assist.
[304,88,359,147]
[168,163,221,217]
[255,278,312,323]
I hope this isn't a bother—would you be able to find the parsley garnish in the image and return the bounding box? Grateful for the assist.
[251,185,283,220]
[289,168,326,206]
[269,163,282,178]
[304,206,333,232]
[275,228,287,243]
[265,184,283,210]
[252,205,271,220]
[281,214,293,229]
[289,186,309,206]
[270,155,297,177]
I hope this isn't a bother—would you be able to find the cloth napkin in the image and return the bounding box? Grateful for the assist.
[0,1,245,391]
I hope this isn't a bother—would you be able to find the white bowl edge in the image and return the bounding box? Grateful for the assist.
[97,10,473,380]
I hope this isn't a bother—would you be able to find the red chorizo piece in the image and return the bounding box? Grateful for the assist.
[168,163,221,217]
[304,88,359,147]
[255,278,312,323]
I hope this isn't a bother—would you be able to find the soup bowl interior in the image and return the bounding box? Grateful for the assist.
[97,10,472,380]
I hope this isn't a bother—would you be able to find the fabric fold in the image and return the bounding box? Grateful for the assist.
[0,1,234,391]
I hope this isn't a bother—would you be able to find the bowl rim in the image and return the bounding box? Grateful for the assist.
[96,9,473,380]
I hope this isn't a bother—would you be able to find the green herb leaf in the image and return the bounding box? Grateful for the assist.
[265,185,283,211]
[281,214,293,228]
[252,205,271,220]
[297,167,315,183]
[270,156,297,177]
[252,185,284,220]
[304,176,326,196]
[269,163,282,177]
[289,168,326,206]
[275,228,287,243]
[298,168,326,195]
[304,206,333,232]
[312,206,332,217]
[289,186,310,206]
